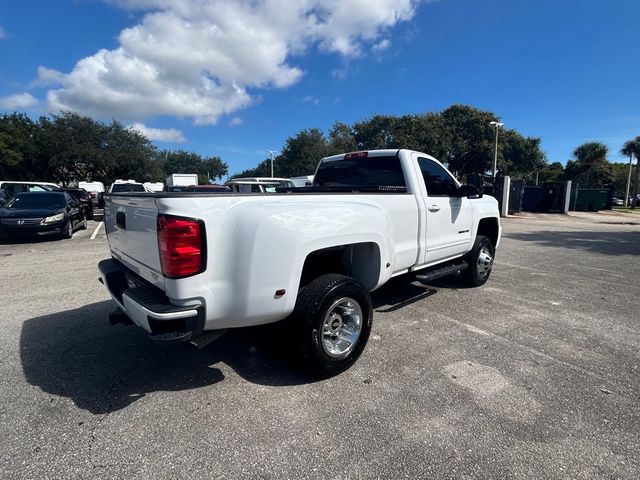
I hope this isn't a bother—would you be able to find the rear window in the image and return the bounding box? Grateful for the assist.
[314,155,406,187]
[111,184,146,193]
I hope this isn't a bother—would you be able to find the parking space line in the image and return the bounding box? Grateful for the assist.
[91,221,103,240]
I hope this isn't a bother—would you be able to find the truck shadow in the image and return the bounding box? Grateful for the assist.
[20,277,448,414]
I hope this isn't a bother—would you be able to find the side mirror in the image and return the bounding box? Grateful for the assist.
[466,174,484,199]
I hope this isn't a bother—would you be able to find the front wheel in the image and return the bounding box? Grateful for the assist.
[288,274,373,377]
[461,235,494,287]
[63,219,73,239]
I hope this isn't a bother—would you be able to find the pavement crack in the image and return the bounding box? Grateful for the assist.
[87,360,145,460]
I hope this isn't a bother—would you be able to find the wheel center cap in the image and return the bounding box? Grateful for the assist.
[329,314,342,332]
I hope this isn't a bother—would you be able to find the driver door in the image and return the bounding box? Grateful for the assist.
[416,156,473,263]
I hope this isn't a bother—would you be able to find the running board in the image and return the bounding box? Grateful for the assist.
[415,261,468,283]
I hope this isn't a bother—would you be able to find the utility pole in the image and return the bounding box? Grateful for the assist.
[489,121,504,181]
[267,150,277,177]
[624,153,633,207]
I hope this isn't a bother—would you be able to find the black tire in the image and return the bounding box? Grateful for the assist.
[288,274,373,377]
[80,212,87,230]
[461,235,494,287]
[63,219,73,239]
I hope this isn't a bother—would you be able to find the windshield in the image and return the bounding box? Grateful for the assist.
[111,183,146,192]
[5,193,66,209]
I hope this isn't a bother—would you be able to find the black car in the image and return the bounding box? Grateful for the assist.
[58,188,94,219]
[0,191,87,240]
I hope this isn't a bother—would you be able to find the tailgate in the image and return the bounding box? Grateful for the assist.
[104,194,164,289]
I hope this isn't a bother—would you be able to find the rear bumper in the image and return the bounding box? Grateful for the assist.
[98,258,205,343]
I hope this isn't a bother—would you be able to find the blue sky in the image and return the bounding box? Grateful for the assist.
[1,0,639,175]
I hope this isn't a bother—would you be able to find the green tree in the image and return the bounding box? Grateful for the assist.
[233,159,272,178]
[104,121,158,182]
[439,105,498,177]
[37,113,108,185]
[537,161,565,184]
[327,121,357,154]
[621,137,640,207]
[233,104,550,183]
[271,128,329,177]
[0,112,39,179]
[567,141,611,187]
[500,131,547,181]
[163,150,228,183]
[352,115,398,150]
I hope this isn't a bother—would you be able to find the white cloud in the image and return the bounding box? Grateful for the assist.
[229,117,243,127]
[45,0,420,124]
[128,122,186,143]
[0,26,6,39]
[30,66,66,88]
[0,93,38,110]
[372,38,391,54]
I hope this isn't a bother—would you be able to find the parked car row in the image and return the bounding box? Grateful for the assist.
[612,194,640,207]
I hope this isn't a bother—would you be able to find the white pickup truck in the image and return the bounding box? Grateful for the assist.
[99,149,500,376]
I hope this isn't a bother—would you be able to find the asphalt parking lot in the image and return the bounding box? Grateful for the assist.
[1,212,640,479]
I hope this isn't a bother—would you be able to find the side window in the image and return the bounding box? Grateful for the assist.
[418,158,457,196]
[251,185,261,193]
[29,185,46,192]
[6,184,28,195]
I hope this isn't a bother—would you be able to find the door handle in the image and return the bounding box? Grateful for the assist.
[428,205,440,212]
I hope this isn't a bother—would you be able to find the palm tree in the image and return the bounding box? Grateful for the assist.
[621,137,640,208]
[572,142,608,187]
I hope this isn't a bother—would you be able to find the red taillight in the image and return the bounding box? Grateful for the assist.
[157,215,205,278]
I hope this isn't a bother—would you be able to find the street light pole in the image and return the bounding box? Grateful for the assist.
[267,150,277,177]
[489,121,503,181]
[624,152,634,207]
